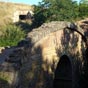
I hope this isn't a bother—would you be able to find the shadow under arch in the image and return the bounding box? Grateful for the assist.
[80,48,88,88]
[53,55,72,88]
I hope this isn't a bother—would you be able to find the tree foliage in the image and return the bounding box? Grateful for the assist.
[79,0,88,18]
[32,0,88,27]
[80,0,88,4]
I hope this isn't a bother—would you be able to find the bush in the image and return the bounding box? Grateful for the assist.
[0,24,26,47]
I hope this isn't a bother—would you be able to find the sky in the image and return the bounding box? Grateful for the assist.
[0,0,81,5]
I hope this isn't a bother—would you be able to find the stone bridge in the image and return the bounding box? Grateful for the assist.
[0,21,88,88]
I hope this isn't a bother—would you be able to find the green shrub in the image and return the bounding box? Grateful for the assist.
[0,24,26,47]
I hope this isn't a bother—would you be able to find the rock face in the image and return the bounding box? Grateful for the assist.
[0,21,88,88]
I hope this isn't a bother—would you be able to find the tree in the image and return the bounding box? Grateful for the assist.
[80,0,88,4]
[32,0,79,27]
[32,5,49,27]
[79,0,88,18]
[42,0,78,21]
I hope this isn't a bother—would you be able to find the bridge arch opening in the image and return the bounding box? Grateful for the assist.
[53,55,72,88]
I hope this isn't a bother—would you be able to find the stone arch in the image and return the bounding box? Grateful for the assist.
[53,55,72,88]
